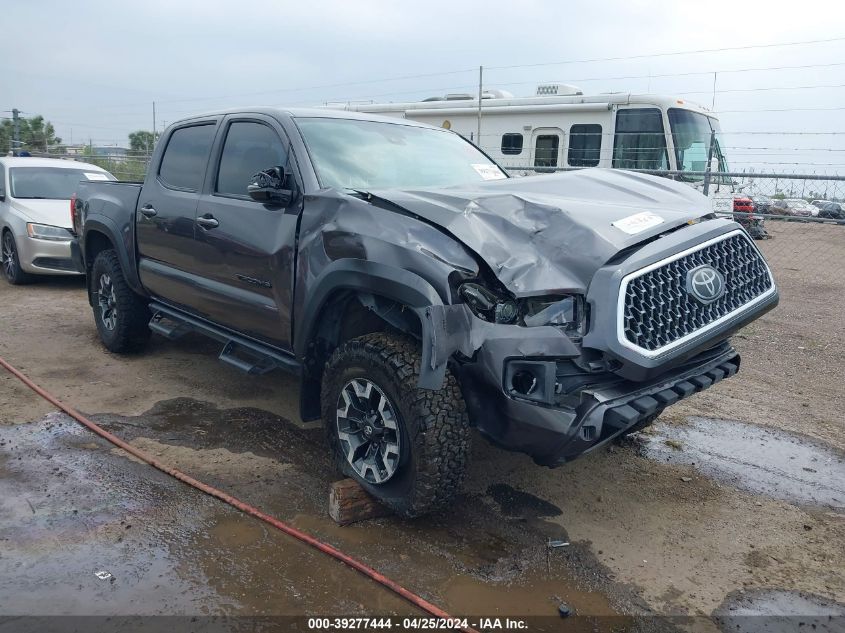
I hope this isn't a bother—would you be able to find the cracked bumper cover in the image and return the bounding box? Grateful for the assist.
[424,221,777,467]
[458,341,740,466]
[423,293,764,467]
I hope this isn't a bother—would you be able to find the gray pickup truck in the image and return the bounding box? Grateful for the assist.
[72,108,778,516]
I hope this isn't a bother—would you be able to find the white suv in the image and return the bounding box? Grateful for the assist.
[0,157,114,284]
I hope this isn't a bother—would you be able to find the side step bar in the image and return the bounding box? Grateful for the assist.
[148,302,300,376]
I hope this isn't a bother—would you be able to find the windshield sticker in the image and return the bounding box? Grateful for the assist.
[84,172,109,181]
[612,212,664,235]
[472,164,507,181]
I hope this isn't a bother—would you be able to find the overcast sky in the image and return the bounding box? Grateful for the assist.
[3,0,844,174]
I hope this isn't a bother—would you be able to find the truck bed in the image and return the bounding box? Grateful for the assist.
[74,180,144,289]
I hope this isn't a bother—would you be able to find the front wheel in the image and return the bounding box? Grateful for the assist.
[90,249,151,353]
[2,231,34,285]
[321,333,471,518]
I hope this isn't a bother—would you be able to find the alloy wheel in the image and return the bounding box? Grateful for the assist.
[336,378,402,484]
[2,233,16,280]
[97,273,118,331]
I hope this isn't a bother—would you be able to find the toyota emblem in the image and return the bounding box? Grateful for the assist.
[686,265,726,304]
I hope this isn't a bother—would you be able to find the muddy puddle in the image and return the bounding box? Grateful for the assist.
[713,589,845,633]
[1,402,629,625]
[640,417,845,510]
[0,413,224,616]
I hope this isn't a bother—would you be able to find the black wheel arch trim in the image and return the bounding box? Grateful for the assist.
[82,215,146,299]
[294,259,449,390]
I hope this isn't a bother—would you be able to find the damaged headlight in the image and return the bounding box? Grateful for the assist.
[522,295,586,334]
[459,283,586,333]
[459,283,519,324]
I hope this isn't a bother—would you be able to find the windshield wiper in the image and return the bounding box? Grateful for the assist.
[346,188,374,201]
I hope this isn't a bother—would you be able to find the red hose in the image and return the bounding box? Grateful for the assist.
[0,355,478,633]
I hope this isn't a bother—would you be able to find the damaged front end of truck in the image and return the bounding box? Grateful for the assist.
[294,168,779,467]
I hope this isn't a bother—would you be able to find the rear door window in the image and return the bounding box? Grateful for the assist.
[158,124,216,191]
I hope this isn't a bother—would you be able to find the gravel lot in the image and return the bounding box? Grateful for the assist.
[1,219,843,627]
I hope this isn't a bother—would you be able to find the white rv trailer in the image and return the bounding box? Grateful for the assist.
[329,84,736,212]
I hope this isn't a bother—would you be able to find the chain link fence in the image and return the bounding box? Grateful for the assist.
[28,151,152,182]
[503,166,845,223]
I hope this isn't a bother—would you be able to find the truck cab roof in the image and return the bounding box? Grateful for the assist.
[169,106,442,130]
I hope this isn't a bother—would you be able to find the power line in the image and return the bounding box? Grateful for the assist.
[485,61,845,89]
[676,82,845,96]
[33,59,845,120]
[27,37,845,114]
[319,79,845,110]
[717,106,845,113]
[76,68,479,111]
[487,36,845,71]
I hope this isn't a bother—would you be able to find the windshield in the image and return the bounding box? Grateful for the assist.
[668,109,728,182]
[295,118,507,190]
[9,167,114,199]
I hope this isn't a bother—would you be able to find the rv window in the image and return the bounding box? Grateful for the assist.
[501,133,524,155]
[568,124,602,167]
[612,108,668,171]
[534,135,559,171]
[667,108,729,182]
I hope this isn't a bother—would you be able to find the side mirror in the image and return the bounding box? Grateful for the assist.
[247,166,294,207]
[0,188,5,202]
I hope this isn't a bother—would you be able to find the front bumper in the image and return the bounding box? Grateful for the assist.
[459,343,740,466]
[455,220,776,466]
[16,233,81,276]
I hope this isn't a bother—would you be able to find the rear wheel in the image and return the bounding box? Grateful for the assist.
[321,333,470,518]
[2,231,34,285]
[90,249,151,353]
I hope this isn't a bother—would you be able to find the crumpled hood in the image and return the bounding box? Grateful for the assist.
[368,169,712,296]
[9,199,72,228]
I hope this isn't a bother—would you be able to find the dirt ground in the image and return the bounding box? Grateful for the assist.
[1,220,844,629]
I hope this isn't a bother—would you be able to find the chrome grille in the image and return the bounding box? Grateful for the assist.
[622,232,773,353]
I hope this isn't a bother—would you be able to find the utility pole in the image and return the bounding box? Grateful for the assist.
[476,66,483,147]
[152,101,156,140]
[711,72,717,110]
[12,108,21,152]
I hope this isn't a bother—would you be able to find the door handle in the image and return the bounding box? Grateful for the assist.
[140,205,157,218]
[196,215,219,229]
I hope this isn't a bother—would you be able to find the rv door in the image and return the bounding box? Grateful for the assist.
[531,127,563,173]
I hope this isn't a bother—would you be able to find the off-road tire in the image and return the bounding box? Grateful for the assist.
[321,332,470,518]
[90,249,151,353]
[2,230,35,285]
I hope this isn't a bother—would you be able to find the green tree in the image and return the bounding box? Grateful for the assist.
[0,114,61,153]
[22,116,61,151]
[128,130,158,157]
[0,120,13,154]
